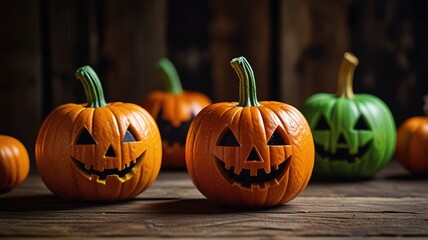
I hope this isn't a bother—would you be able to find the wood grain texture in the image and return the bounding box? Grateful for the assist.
[279,0,349,107]
[0,1,42,164]
[0,162,427,238]
[101,0,167,104]
[209,0,272,103]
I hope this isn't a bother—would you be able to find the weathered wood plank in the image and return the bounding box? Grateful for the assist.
[0,162,427,238]
[209,0,272,102]
[101,0,167,104]
[0,196,426,237]
[278,0,349,107]
[0,1,42,166]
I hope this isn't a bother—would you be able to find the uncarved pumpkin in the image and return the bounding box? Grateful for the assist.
[35,66,162,201]
[396,97,428,174]
[186,56,314,208]
[301,52,396,179]
[0,135,29,193]
[141,58,211,169]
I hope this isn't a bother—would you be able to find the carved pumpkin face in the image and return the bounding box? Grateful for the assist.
[311,106,373,164]
[36,66,162,201]
[186,57,314,208]
[70,120,146,184]
[301,52,396,179]
[155,109,196,147]
[214,121,292,190]
[141,58,211,169]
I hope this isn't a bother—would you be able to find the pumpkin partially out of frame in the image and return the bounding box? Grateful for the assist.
[35,66,162,201]
[0,135,29,193]
[301,52,396,179]
[141,58,211,169]
[186,56,314,208]
[395,96,428,174]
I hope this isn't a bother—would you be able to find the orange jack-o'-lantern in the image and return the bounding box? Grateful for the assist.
[35,66,162,201]
[186,57,314,208]
[141,58,211,169]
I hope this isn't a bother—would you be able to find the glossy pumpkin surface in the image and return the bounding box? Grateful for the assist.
[35,66,162,201]
[142,58,211,169]
[0,135,29,192]
[186,57,314,208]
[396,116,428,174]
[301,52,396,179]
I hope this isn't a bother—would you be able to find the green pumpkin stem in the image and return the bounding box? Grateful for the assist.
[156,58,183,95]
[336,52,359,99]
[231,56,260,107]
[75,66,107,108]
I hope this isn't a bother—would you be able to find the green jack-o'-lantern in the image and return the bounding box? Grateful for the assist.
[301,52,396,179]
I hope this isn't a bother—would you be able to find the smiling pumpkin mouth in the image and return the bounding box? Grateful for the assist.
[315,140,372,163]
[71,151,146,184]
[214,156,291,190]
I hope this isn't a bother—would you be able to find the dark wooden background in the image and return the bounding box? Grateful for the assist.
[0,0,427,169]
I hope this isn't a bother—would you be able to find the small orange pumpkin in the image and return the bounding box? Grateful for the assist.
[0,135,29,193]
[35,66,162,201]
[141,58,211,169]
[186,56,314,208]
[395,96,428,174]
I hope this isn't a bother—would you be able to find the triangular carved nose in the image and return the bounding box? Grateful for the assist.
[246,147,262,162]
[105,145,116,157]
[338,133,347,144]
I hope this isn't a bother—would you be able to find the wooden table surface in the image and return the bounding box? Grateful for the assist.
[0,161,427,239]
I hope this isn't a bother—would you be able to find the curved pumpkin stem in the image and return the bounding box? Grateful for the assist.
[231,56,260,107]
[156,58,183,95]
[336,52,359,99]
[75,66,107,108]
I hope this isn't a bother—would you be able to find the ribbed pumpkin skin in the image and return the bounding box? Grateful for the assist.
[186,102,314,208]
[396,117,428,174]
[36,103,161,201]
[302,94,396,179]
[142,58,211,169]
[142,91,211,168]
[301,52,396,179]
[35,66,162,202]
[0,135,29,192]
[186,57,314,208]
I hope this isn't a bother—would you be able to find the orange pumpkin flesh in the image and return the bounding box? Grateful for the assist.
[396,116,428,174]
[35,66,162,201]
[186,57,314,208]
[142,58,211,169]
[0,135,29,193]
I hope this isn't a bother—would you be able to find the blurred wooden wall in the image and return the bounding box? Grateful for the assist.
[0,1,42,167]
[0,0,427,169]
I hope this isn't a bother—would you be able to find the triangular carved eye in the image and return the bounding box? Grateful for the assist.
[217,127,240,146]
[267,129,286,146]
[315,115,330,130]
[123,127,138,142]
[354,116,370,130]
[76,127,97,145]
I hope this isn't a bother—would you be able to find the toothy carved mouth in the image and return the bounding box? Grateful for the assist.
[214,156,291,190]
[71,151,145,184]
[315,141,371,163]
[156,111,195,147]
